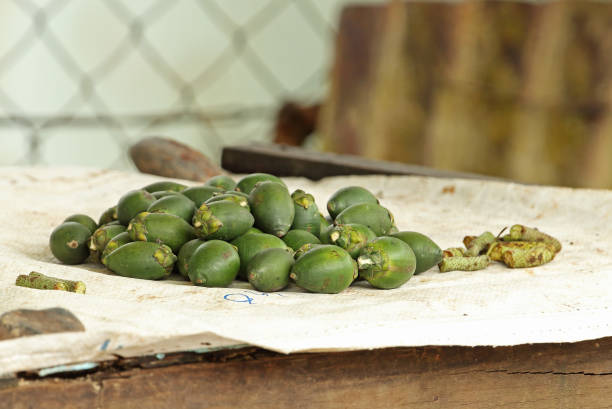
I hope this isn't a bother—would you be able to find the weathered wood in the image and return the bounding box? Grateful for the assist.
[222,143,502,181]
[320,1,612,188]
[319,5,386,156]
[3,338,612,408]
[130,137,221,181]
[0,308,84,341]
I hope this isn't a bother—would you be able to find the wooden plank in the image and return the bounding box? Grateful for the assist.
[3,338,612,408]
[1,378,99,409]
[221,143,503,181]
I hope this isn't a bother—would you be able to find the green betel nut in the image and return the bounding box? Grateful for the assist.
[182,186,224,207]
[142,181,187,193]
[177,239,206,279]
[249,181,295,237]
[318,223,334,244]
[290,245,357,294]
[63,214,97,234]
[98,206,118,225]
[205,193,250,209]
[223,190,249,199]
[282,230,321,251]
[247,248,295,292]
[290,189,321,236]
[327,186,379,219]
[192,201,254,241]
[231,232,290,279]
[128,211,196,252]
[293,243,326,260]
[188,240,240,287]
[89,224,125,257]
[204,175,237,191]
[117,189,156,225]
[319,212,331,234]
[147,194,196,222]
[335,203,395,236]
[101,231,132,265]
[245,226,263,234]
[49,222,91,265]
[390,231,443,274]
[329,223,376,258]
[235,173,286,194]
[151,190,182,199]
[105,241,176,280]
[358,237,416,289]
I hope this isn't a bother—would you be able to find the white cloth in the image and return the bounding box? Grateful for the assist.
[1,166,611,375]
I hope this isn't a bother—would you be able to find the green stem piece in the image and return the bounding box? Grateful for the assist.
[462,236,476,249]
[465,232,495,256]
[486,241,553,262]
[442,247,465,257]
[15,272,86,294]
[438,255,490,273]
[500,244,556,268]
[502,225,562,253]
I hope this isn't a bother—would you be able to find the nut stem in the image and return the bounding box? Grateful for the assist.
[502,225,561,252]
[438,256,490,273]
[465,231,495,256]
[15,272,86,294]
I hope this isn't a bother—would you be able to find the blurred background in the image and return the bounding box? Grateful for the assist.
[1,0,612,188]
[0,0,380,168]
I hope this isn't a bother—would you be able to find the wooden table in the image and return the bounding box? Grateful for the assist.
[2,145,610,408]
[3,339,612,408]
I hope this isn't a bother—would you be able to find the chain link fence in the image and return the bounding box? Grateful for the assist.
[0,0,378,169]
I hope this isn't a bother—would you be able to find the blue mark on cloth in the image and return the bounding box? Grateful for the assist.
[224,290,287,305]
[155,353,166,360]
[224,293,255,304]
[100,339,110,351]
[38,362,98,377]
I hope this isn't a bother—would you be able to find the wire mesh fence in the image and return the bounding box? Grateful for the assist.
[0,0,365,169]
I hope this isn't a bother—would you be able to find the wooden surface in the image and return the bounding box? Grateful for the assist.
[221,143,503,181]
[2,338,612,408]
